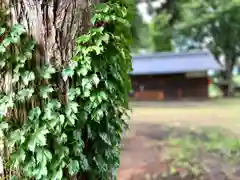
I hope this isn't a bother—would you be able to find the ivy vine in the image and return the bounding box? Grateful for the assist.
[0,1,132,180]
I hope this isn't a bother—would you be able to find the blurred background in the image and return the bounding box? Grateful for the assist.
[130,0,240,98]
[119,0,240,179]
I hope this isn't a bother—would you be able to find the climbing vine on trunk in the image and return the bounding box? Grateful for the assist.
[0,0,132,179]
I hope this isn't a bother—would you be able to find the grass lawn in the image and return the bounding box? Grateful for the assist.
[130,98,240,133]
[119,98,240,180]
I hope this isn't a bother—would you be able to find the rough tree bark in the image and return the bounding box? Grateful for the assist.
[7,0,98,66]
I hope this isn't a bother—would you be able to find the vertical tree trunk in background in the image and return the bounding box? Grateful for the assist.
[225,69,234,97]
[224,55,235,97]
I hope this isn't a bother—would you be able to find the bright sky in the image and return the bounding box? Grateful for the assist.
[137,0,166,23]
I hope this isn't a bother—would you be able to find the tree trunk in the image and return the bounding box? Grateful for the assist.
[224,56,235,97]
[225,69,234,97]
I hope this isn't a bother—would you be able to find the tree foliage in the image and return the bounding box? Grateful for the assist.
[131,11,152,52]
[132,0,188,52]
[0,0,132,179]
[149,11,173,52]
[176,0,240,95]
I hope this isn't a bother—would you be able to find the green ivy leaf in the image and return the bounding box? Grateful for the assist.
[91,14,100,25]
[11,149,26,168]
[0,45,6,53]
[29,107,41,121]
[42,109,52,121]
[24,51,33,60]
[99,91,108,100]
[69,102,79,113]
[73,130,82,141]
[49,118,59,129]
[56,126,64,135]
[53,168,63,180]
[59,115,65,125]
[77,68,88,76]
[0,94,15,110]
[62,67,74,81]
[82,78,90,88]
[9,129,25,148]
[79,154,89,171]
[11,24,26,36]
[39,65,56,79]
[35,166,48,180]
[87,125,93,139]
[92,45,103,55]
[67,88,81,101]
[27,139,36,152]
[65,102,79,116]
[39,85,54,99]
[57,133,68,143]
[26,39,36,50]
[0,28,6,36]
[0,122,9,130]
[43,149,52,161]
[68,160,80,175]
[46,99,61,109]
[12,72,20,83]
[16,55,28,64]
[66,114,77,126]
[22,158,35,177]
[92,109,104,123]
[17,88,34,101]
[2,38,11,47]
[91,27,104,35]
[99,132,112,145]
[10,35,21,44]
[83,90,91,97]
[86,82,92,90]
[28,127,49,152]
[82,47,92,56]
[0,60,5,68]
[77,34,91,43]
[0,107,7,117]
[56,146,69,162]
[73,141,84,156]
[92,74,100,86]
[98,33,110,44]
[10,176,19,180]
[22,71,35,86]
[36,148,47,163]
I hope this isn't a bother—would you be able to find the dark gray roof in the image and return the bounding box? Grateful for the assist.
[131,51,223,75]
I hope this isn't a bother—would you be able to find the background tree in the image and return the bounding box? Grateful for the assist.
[176,0,240,96]
[154,0,188,25]
[132,0,188,52]
[149,11,173,52]
[131,10,152,52]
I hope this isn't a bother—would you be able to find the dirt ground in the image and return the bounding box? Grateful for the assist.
[117,99,240,180]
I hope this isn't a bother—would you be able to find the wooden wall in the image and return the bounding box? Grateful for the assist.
[131,73,208,101]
